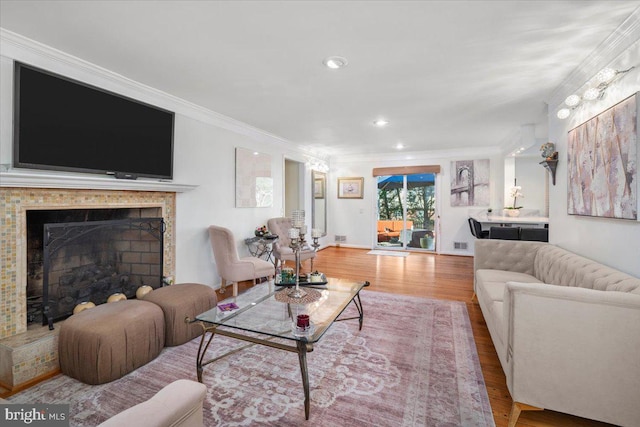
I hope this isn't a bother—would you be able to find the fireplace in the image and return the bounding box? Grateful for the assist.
[0,187,176,390]
[31,214,165,329]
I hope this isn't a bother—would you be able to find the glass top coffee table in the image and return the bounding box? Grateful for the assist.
[188,277,368,420]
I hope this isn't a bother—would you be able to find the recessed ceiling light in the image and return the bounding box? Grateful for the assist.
[323,56,348,69]
[373,119,389,127]
[395,143,404,150]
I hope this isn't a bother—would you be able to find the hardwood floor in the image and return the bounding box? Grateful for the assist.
[227,247,612,427]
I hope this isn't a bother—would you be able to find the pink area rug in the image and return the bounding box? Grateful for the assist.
[8,291,495,426]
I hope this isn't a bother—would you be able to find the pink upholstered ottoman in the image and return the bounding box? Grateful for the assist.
[143,283,217,346]
[59,300,165,385]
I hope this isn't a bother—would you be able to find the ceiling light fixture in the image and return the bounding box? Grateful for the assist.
[395,143,404,150]
[373,119,389,127]
[557,66,635,120]
[323,56,348,69]
[564,94,581,107]
[557,108,571,119]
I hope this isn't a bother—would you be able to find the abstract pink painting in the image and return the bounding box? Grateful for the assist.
[567,93,637,220]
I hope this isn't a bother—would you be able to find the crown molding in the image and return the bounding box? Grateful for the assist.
[0,28,309,153]
[547,7,640,108]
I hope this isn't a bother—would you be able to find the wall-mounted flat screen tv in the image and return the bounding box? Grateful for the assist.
[14,62,174,179]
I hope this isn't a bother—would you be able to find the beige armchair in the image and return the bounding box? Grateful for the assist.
[208,225,275,296]
[267,217,317,271]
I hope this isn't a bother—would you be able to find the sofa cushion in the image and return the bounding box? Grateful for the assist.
[534,245,640,294]
[476,270,542,301]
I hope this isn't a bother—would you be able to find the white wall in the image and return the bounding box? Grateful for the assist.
[547,39,640,277]
[329,149,504,256]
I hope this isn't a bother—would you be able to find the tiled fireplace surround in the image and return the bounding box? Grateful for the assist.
[0,188,176,390]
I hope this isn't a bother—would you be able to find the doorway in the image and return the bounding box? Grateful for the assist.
[376,173,436,251]
[284,159,305,217]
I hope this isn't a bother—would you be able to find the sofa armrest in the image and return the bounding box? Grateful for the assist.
[98,379,207,427]
[503,282,640,426]
[474,240,545,275]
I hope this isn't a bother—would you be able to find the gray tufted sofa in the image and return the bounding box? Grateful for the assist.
[474,239,640,427]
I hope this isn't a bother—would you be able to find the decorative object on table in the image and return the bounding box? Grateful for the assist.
[287,209,308,298]
[274,287,322,304]
[450,159,490,207]
[72,301,95,314]
[337,177,364,199]
[217,302,239,312]
[311,228,322,252]
[275,272,328,286]
[292,313,315,337]
[309,271,323,283]
[280,267,295,284]
[568,92,637,220]
[107,293,127,303]
[208,225,275,296]
[235,147,273,208]
[136,285,153,299]
[504,180,523,216]
[255,224,268,237]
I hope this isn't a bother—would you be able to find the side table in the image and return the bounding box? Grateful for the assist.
[244,235,278,263]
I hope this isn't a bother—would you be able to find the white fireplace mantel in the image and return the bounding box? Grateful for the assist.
[0,170,198,192]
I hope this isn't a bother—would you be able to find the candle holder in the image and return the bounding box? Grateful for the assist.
[287,210,307,299]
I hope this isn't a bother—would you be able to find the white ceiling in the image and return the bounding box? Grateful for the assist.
[1,1,638,158]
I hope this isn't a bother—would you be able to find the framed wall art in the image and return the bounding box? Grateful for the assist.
[314,175,325,199]
[450,159,490,207]
[235,147,273,208]
[567,92,638,220]
[337,177,364,199]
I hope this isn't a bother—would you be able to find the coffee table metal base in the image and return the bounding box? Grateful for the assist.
[192,323,314,419]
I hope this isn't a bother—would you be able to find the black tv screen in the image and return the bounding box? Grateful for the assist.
[14,62,174,179]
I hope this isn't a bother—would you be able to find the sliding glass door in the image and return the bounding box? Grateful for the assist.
[376,173,436,251]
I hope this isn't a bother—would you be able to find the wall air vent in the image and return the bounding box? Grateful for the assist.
[454,242,468,250]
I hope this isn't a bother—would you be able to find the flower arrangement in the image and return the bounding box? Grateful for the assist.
[505,185,524,209]
[255,225,268,237]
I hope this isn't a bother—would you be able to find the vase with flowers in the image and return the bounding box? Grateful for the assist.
[255,225,268,237]
[504,184,524,217]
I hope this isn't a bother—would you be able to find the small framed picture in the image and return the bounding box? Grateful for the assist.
[314,176,325,199]
[337,177,364,199]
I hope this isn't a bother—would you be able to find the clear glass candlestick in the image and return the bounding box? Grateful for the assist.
[287,236,306,298]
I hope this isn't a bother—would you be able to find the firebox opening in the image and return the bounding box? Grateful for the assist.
[26,208,164,327]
